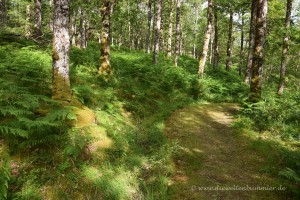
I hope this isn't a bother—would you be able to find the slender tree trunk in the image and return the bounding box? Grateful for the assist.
[166,0,174,59]
[151,3,156,51]
[209,29,214,64]
[249,0,268,102]
[52,0,72,101]
[99,0,112,75]
[25,4,31,37]
[238,11,245,75]
[192,5,199,59]
[84,18,89,48]
[79,8,86,48]
[225,11,233,71]
[159,0,164,51]
[118,24,122,50]
[245,0,257,83]
[1,0,7,27]
[153,0,162,64]
[70,11,76,46]
[174,0,181,66]
[34,0,42,38]
[146,0,152,53]
[49,0,53,32]
[213,8,219,69]
[198,0,213,77]
[278,0,292,95]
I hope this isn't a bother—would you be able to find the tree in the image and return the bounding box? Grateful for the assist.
[33,0,43,38]
[277,0,292,95]
[99,0,112,75]
[174,0,181,66]
[245,0,257,84]
[238,11,245,75]
[25,3,31,37]
[212,7,219,69]
[249,0,268,102]
[1,0,7,27]
[153,0,162,64]
[192,4,199,59]
[52,0,72,101]
[166,0,174,59]
[198,0,213,77]
[225,10,233,71]
[146,0,152,54]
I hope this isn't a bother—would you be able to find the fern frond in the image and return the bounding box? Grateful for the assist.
[0,126,28,138]
[0,107,33,117]
[279,168,300,183]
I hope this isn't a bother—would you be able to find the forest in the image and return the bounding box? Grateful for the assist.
[0,0,299,199]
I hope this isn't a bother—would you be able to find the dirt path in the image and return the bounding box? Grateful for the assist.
[165,103,286,200]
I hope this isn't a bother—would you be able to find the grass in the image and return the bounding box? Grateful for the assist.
[0,34,299,199]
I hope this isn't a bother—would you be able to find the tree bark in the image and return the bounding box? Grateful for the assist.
[159,0,164,51]
[278,0,292,95]
[153,0,162,64]
[245,0,257,84]
[212,8,219,69]
[209,28,214,64]
[146,0,152,54]
[249,0,268,102]
[25,4,31,37]
[198,0,213,77]
[192,5,199,59]
[166,0,174,59]
[1,0,7,27]
[79,7,86,48]
[49,0,54,32]
[99,0,112,75]
[70,11,77,46]
[34,0,43,38]
[225,11,233,71]
[238,11,245,75]
[174,0,181,66]
[52,0,72,101]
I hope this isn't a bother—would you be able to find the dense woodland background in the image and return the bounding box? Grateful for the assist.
[0,0,300,199]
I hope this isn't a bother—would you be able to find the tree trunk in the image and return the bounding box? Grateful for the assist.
[159,0,164,51]
[213,8,219,69]
[1,0,7,27]
[34,0,42,38]
[225,11,233,71]
[192,5,199,59]
[146,0,152,54]
[245,0,257,84]
[25,4,31,37]
[52,0,72,101]
[70,11,77,46]
[99,0,112,75]
[278,0,292,95]
[174,0,181,66]
[198,0,213,77]
[249,0,268,102]
[153,0,162,64]
[238,11,245,75]
[49,0,53,32]
[209,29,213,64]
[166,0,174,59]
[79,8,86,48]
[118,24,122,50]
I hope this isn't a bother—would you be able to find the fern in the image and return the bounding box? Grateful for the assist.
[0,126,28,138]
[0,144,10,200]
[279,168,300,183]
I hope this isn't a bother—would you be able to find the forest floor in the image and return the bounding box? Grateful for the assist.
[165,103,288,200]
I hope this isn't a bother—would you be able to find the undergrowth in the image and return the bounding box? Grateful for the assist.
[0,35,299,199]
